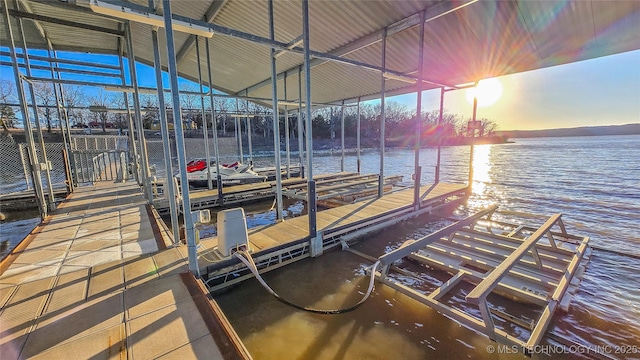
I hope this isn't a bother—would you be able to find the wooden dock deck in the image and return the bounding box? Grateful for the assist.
[0,182,249,359]
[254,165,301,180]
[155,172,407,213]
[0,185,69,211]
[194,182,468,290]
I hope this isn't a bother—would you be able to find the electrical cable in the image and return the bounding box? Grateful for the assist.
[234,249,380,314]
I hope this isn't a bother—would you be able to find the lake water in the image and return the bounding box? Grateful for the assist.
[214,135,640,359]
[2,135,638,358]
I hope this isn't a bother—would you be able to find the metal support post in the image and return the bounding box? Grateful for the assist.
[17,16,56,211]
[413,11,426,208]
[3,1,47,219]
[117,46,139,183]
[195,37,213,190]
[297,65,305,179]
[268,0,284,221]
[51,49,74,150]
[235,99,243,162]
[302,0,316,237]
[469,85,478,188]
[436,87,444,183]
[47,47,73,193]
[356,97,361,173]
[284,73,291,178]
[340,100,345,172]
[47,48,65,141]
[125,21,152,203]
[205,39,223,200]
[378,28,387,198]
[162,0,199,276]
[245,92,253,164]
[151,27,180,245]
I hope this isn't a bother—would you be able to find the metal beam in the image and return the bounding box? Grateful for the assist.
[435,87,444,183]
[81,0,434,90]
[13,0,54,50]
[378,206,498,267]
[268,0,283,221]
[205,38,224,201]
[283,73,290,178]
[116,30,138,184]
[151,27,180,245]
[378,28,386,198]
[466,214,564,304]
[237,0,477,96]
[0,61,121,78]
[195,36,213,190]
[0,51,123,70]
[125,21,152,202]
[175,0,227,65]
[3,0,47,219]
[25,72,122,87]
[162,0,199,277]
[413,11,426,208]
[356,97,361,173]
[297,65,304,179]
[302,0,316,239]
[8,8,124,36]
[274,34,303,59]
[16,9,56,212]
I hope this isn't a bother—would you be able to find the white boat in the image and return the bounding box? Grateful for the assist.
[179,159,267,187]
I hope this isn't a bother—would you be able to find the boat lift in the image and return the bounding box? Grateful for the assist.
[376,205,591,349]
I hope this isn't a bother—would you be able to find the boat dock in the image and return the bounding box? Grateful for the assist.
[0,186,69,211]
[0,176,468,358]
[254,165,301,181]
[154,172,406,213]
[0,182,250,359]
[192,181,468,291]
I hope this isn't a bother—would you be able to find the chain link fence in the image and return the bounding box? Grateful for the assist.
[1,131,288,195]
[0,136,68,195]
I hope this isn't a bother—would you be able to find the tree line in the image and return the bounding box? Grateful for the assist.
[1,80,499,144]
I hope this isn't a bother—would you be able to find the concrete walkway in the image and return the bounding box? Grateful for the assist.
[0,181,249,359]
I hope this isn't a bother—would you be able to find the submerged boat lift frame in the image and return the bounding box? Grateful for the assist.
[376,206,591,348]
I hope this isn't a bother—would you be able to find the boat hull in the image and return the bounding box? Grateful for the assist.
[186,176,266,188]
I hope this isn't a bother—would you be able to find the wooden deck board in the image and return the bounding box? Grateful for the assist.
[257,224,307,245]
[248,231,282,250]
[200,182,468,262]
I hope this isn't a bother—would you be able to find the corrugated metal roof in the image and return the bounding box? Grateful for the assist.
[2,0,639,108]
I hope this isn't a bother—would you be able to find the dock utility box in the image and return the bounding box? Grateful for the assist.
[217,208,250,257]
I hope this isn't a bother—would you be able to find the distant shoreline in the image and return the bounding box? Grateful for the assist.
[3,123,637,151]
[495,123,640,139]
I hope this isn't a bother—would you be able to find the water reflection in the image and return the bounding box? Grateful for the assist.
[469,144,495,210]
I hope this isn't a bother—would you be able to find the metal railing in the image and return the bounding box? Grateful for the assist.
[71,149,128,183]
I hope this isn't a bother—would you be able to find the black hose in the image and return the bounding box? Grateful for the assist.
[234,250,380,315]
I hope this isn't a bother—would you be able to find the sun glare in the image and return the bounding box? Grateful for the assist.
[466,78,503,107]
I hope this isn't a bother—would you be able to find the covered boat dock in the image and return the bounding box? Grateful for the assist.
[2,0,639,358]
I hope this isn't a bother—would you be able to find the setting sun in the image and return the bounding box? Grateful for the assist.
[466,78,503,107]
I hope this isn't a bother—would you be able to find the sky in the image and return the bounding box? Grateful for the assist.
[392,49,640,131]
[2,48,639,132]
